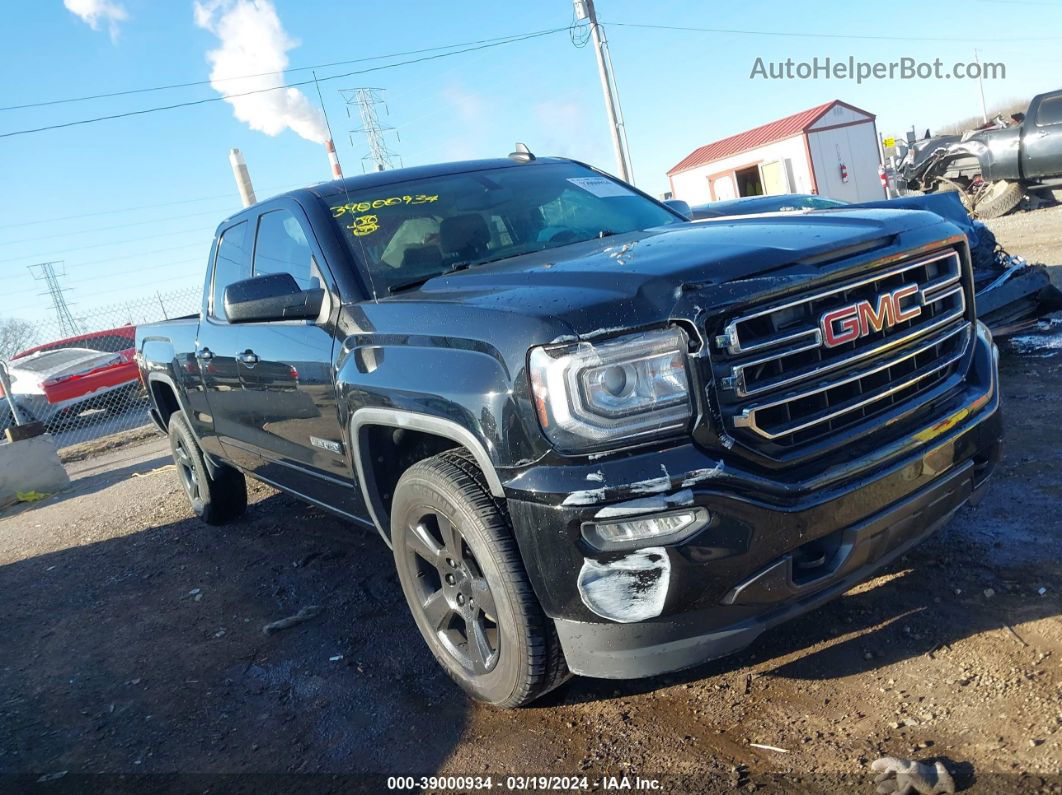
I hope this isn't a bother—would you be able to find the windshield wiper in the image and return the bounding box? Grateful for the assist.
[598,229,617,238]
[387,261,472,294]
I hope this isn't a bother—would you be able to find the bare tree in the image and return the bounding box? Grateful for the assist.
[937,98,1030,136]
[0,318,38,360]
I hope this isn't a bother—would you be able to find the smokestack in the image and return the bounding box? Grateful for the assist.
[228,148,257,208]
[325,138,343,180]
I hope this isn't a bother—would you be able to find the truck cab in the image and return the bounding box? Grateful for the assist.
[137,156,1002,707]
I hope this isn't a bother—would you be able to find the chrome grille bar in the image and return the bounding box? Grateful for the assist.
[732,287,965,398]
[716,250,961,356]
[712,247,972,451]
[732,322,971,439]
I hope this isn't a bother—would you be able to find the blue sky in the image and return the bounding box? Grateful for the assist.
[2,0,1061,327]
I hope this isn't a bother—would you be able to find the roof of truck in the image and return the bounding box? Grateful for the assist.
[302,156,573,199]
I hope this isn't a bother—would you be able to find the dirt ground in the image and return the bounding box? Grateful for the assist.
[1,341,1061,792]
[985,204,1062,286]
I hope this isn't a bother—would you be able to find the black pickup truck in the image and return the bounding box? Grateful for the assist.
[137,155,1002,707]
[900,88,1062,218]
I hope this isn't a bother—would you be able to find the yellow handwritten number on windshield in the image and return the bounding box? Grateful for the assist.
[348,214,380,237]
[331,194,440,218]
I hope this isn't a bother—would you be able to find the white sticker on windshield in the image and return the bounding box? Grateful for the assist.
[567,176,635,198]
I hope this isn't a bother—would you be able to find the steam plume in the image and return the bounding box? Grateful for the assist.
[64,0,129,40]
[193,0,328,144]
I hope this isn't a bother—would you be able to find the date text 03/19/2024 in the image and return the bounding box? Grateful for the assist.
[385,775,662,790]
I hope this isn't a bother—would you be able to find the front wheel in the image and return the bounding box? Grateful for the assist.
[168,411,247,525]
[390,449,569,707]
[972,180,1023,219]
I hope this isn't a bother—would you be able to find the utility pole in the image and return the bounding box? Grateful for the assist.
[341,87,401,172]
[28,261,80,337]
[973,49,989,124]
[574,0,632,183]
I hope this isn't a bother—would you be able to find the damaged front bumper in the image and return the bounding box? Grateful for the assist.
[503,328,1002,679]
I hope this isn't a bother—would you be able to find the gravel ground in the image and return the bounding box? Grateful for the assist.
[1,343,1060,792]
[984,204,1062,288]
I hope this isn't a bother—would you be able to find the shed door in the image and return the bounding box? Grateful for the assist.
[759,160,789,195]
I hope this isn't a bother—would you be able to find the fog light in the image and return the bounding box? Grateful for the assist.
[582,508,710,551]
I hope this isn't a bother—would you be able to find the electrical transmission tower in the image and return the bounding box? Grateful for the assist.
[340,87,401,172]
[29,261,81,336]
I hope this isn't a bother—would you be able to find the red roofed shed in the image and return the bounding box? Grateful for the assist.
[667,100,884,205]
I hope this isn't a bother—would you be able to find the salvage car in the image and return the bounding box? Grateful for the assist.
[898,88,1062,218]
[137,155,1002,707]
[0,325,141,430]
[2,346,139,428]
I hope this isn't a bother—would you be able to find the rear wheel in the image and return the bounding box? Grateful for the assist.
[168,411,246,525]
[390,449,569,707]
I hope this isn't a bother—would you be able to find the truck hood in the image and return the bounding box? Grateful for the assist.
[382,208,954,339]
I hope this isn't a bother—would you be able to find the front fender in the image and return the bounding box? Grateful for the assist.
[335,336,541,472]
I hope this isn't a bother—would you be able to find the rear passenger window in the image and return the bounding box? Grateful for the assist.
[210,221,248,321]
[252,209,320,291]
[1036,94,1062,126]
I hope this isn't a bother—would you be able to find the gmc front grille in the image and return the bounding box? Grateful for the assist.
[711,249,972,450]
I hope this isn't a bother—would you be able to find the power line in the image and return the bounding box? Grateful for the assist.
[6,243,209,297]
[3,206,227,247]
[0,27,568,140]
[76,271,201,299]
[67,257,203,284]
[0,182,297,231]
[0,222,216,266]
[0,27,573,113]
[602,20,1062,42]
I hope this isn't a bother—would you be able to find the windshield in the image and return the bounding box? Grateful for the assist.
[320,162,681,294]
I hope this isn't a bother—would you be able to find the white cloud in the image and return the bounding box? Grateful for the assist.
[193,0,328,144]
[533,98,611,166]
[63,0,129,41]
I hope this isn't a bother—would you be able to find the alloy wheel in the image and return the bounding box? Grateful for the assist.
[173,437,201,503]
[401,509,501,675]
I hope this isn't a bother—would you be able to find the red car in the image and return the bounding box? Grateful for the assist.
[1,325,141,427]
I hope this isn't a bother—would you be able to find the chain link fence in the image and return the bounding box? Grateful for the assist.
[1,287,200,451]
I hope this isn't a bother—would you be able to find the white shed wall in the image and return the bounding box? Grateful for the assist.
[806,121,884,202]
[807,104,870,130]
[669,135,812,204]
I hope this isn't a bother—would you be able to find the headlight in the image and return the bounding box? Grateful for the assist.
[528,327,693,453]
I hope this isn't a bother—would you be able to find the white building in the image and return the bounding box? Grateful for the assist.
[667,100,885,205]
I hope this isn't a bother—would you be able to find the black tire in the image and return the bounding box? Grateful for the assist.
[973,181,1023,219]
[168,411,247,525]
[390,448,569,708]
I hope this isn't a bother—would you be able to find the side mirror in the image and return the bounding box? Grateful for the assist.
[224,273,324,323]
[663,199,692,220]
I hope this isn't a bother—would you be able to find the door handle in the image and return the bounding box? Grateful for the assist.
[237,350,259,365]
[196,348,214,361]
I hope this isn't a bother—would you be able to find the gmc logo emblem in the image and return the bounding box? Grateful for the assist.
[820,285,922,348]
